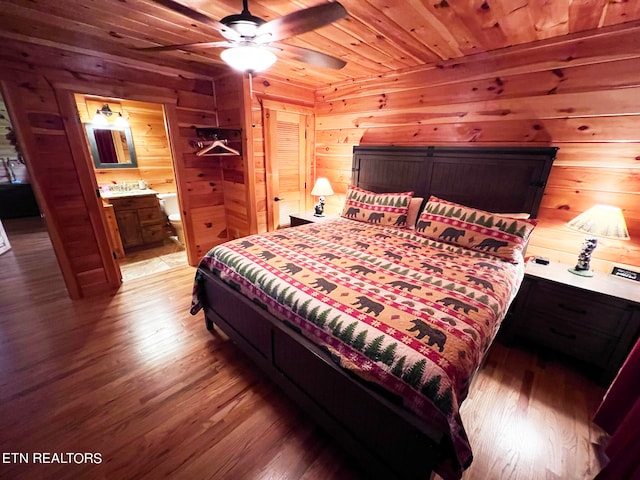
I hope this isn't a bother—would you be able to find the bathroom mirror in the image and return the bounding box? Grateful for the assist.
[84,124,138,169]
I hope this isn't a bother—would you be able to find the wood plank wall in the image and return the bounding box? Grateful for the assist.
[217,72,315,237]
[0,38,227,296]
[314,24,640,271]
[172,89,227,262]
[214,75,248,240]
[1,71,88,299]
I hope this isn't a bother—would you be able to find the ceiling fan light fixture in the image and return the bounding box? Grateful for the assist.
[221,44,277,73]
[147,0,348,70]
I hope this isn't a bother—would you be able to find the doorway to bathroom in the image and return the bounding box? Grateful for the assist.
[74,94,187,282]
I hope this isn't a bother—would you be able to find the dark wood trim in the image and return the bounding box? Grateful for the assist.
[352,145,558,218]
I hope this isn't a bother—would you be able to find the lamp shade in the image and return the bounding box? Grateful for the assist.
[311,177,334,197]
[114,113,129,128]
[221,44,277,72]
[567,204,630,240]
[92,109,108,126]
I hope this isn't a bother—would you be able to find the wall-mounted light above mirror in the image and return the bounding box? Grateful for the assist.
[92,103,129,128]
[84,123,137,169]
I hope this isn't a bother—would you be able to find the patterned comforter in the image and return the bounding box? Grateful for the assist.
[191,217,524,479]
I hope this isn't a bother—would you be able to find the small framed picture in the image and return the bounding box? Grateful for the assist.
[0,220,11,255]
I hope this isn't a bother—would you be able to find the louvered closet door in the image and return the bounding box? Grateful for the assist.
[264,108,308,230]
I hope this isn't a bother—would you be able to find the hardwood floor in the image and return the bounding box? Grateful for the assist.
[0,218,608,480]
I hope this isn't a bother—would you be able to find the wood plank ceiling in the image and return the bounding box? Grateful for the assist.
[0,0,639,88]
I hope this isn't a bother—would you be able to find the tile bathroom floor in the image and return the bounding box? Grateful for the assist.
[119,237,188,282]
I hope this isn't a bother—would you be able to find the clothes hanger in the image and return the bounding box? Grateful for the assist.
[195,138,240,156]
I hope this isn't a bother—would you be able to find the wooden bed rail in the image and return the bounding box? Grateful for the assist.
[197,267,446,480]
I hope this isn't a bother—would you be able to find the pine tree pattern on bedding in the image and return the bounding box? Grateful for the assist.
[192,217,526,479]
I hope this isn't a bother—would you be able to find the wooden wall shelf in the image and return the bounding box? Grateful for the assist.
[193,127,242,157]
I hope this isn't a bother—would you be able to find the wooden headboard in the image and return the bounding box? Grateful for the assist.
[352,146,557,218]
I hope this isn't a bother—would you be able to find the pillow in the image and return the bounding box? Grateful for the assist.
[415,196,537,263]
[341,186,413,227]
[405,197,424,229]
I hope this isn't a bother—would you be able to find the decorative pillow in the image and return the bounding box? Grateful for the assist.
[405,197,424,229]
[341,186,413,227]
[415,196,537,262]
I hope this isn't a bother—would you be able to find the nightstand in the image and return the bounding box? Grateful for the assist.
[506,259,640,386]
[289,212,338,227]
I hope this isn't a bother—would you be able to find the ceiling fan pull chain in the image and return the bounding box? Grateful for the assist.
[249,71,254,99]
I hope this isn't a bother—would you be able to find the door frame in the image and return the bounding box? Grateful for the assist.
[57,88,194,278]
[1,80,84,298]
[55,89,123,289]
[41,82,186,293]
[262,99,314,231]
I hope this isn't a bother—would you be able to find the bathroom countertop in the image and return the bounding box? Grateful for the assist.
[100,189,158,200]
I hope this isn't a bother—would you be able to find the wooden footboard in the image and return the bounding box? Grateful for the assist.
[197,267,445,480]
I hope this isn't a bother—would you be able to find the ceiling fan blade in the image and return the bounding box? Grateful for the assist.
[279,44,346,70]
[256,2,347,43]
[150,0,241,41]
[135,41,232,52]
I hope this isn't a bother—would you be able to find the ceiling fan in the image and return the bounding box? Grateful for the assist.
[140,0,348,72]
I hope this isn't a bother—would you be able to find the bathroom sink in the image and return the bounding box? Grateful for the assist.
[101,189,158,199]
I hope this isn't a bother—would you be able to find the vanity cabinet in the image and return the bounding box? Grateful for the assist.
[102,203,125,259]
[107,194,165,249]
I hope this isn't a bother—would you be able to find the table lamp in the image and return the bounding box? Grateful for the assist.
[311,177,334,217]
[566,204,630,276]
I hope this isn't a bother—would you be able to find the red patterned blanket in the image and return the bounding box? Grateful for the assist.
[191,217,524,479]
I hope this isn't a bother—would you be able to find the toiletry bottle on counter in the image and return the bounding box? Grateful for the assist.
[138,180,147,190]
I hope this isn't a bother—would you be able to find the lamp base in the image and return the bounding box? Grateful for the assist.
[568,267,595,277]
[314,197,326,217]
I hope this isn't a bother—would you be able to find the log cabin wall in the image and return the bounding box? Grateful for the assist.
[314,24,640,272]
[214,74,249,240]
[75,96,176,194]
[0,38,228,297]
[217,72,315,237]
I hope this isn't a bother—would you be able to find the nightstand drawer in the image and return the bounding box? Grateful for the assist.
[521,313,619,366]
[527,283,628,337]
[508,261,640,386]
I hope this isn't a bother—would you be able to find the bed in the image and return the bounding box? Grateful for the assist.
[191,145,557,479]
